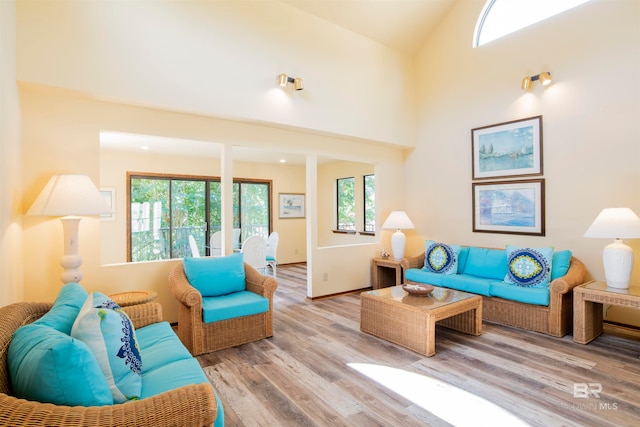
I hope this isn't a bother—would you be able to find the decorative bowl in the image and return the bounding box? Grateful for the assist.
[402,283,434,296]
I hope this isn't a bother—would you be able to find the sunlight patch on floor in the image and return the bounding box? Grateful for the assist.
[348,363,531,427]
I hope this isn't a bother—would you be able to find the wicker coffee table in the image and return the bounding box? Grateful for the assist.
[360,285,482,357]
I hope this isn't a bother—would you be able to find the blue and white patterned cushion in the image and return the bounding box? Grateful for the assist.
[504,245,553,287]
[71,292,142,403]
[423,240,461,275]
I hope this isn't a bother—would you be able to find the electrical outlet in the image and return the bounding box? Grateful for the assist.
[322,272,328,281]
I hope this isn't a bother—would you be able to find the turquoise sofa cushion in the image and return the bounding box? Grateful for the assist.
[405,269,445,287]
[424,240,460,274]
[183,253,246,297]
[440,274,494,296]
[551,250,572,280]
[504,245,553,287]
[33,282,87,334]
[202,291,269,323]
[71,292,142,403]
[457,247,470,272]
[462,247,508,280]
[135,322,193,372]
[140,357,209,399]
[8,323,113,406]
[490,282,550,306]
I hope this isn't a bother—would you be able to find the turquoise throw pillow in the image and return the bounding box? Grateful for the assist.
[71,292,142,403]
[551,250,572,280]
[504,245,553,287]
[33,282,88,334]
[8,323,113,406]
[423,240,460,275]
[462,247,508,280]
[183,252,246,297]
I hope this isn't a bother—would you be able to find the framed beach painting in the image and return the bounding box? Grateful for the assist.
[279,193,305,218]
[472,179,545,236]
[471,116,543,180]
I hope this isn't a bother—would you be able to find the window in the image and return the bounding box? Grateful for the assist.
[474,0,592,47]
[336,177,355,231]
[364,174,375,233]
[128,173,270,262]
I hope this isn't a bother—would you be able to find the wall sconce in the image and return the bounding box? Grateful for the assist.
[277,73,304,91]
[521,72,552,90]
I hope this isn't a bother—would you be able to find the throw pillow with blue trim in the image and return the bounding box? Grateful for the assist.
[423,240,461,275]
[71,292,142,403]
[504,245,553,287]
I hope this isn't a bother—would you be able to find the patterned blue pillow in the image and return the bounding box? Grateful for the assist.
[423,240,460,275]
[71,292,142,403]
[504,245,553,287]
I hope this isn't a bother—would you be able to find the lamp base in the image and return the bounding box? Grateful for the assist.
[603,238,633,289]
[391,230,406,260]
[60,217,83,284]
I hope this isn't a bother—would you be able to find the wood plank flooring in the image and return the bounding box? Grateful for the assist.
[198,263,640,426]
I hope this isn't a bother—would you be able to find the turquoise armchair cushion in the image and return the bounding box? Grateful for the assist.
[33,282,87,334]
[490,282,550,306]
[551,250,572,280]
[183,253,246,297]
[8,323,113,406]
[202,291,269,323]
[423,240,461,274]
[504,245,553,287]
[462,247,508,280]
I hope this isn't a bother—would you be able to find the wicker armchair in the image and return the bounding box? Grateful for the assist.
[0,301,218,426]
[169,261,278,356]
[402,253,587,337]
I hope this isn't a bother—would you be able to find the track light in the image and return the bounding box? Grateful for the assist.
[277,73,304,91]
[521,72,552,89]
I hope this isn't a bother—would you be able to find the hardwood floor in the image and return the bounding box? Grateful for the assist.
[198,263,640,426]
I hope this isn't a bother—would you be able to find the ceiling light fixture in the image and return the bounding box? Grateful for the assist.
[521,72,552,89]
[277,73,304,91]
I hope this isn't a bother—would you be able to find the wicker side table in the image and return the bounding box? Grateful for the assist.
[573,281,640,344]
[109,290,158,307]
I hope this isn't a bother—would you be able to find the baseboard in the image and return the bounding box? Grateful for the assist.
[307,287,371,301]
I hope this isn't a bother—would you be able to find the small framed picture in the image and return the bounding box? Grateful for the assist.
[471,116,543,180]
[279,193,305,219]
[472,179,545,236]
[100,187,115,221]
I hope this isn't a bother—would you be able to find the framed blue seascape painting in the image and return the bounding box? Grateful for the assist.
[471,116,543,180]
[472,179,545,236]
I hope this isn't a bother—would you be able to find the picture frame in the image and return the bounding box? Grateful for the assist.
[471,116,543,180]
[472,179,545,236]
[100,187,116,221]
[279,193,305,218]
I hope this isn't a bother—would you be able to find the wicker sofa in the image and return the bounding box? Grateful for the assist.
[401,245,587,337]
[0,300,220,426]
[169,259,278,356]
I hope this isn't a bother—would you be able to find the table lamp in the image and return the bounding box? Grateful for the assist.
[27,174,112,284]
[381,211,415,260]
[583,207,640,289]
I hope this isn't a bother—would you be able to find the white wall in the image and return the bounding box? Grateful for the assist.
[406,0,640,324]
[16,0,415,147]
[0,0,22,306]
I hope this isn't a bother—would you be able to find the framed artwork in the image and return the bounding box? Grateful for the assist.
[471,115,543,180]
[472,179,545,236]
[100,187,115,221]
[279,193,305,218]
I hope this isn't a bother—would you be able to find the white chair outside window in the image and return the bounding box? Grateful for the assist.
[241,235,267,274]
[210,231,222,257]
[188,235,200,258]
[266,232,279,277]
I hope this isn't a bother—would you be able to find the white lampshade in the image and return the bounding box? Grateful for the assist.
[27,174,111,217]
[584,208,640,289]
[382,211,415,260]
[381,211,415,231]
[27,174,111,284]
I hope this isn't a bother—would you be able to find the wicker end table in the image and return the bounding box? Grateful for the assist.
[109,290,158,307]
[360,285,482,357]
[573,280,640,344]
